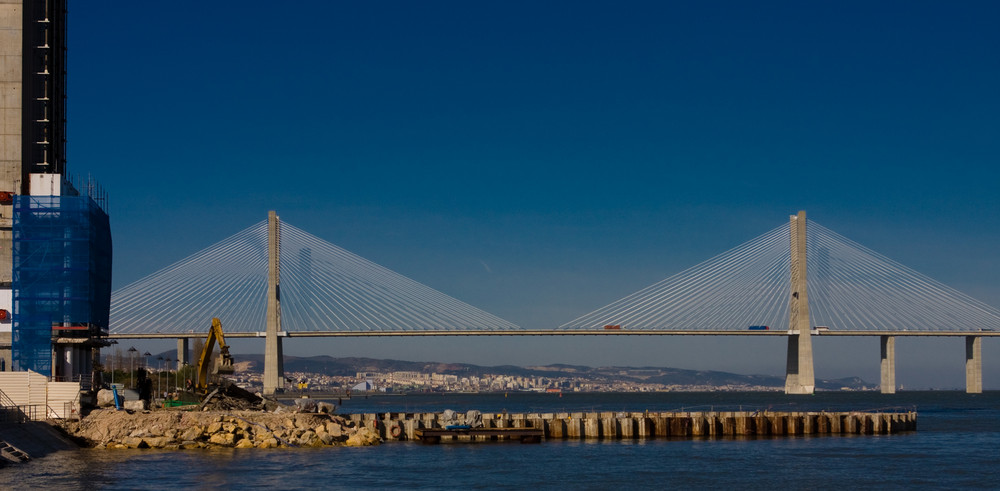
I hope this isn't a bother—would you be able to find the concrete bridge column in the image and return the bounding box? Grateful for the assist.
[966,336,982,394]
[785,211,815,394]
[880,335,895,394]
[176,338,189,370]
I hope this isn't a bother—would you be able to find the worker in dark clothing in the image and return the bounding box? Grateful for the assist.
[137,368,152,405]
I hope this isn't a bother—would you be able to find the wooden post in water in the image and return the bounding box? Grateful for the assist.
[584,417,600,439]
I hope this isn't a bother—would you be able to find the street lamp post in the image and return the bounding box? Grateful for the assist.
[156,356,163,400]
[127,346,137,389]
[165,357,172,394]
[108,340,118,386]
[143,351,151,370]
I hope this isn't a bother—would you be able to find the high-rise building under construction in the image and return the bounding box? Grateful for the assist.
[1,0,111,386]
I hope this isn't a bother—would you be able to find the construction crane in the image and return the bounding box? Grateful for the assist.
[195,317,235,392]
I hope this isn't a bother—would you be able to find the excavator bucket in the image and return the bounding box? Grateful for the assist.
[215,347,235,376]
[215,361,235,376]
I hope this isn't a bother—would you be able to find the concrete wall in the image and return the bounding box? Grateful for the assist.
[46,380,79,419]
[0,369,78,420]
[0,369,46,420]
[0,1,22,292]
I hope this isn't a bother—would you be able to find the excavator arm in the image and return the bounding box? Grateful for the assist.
[196,318,235,391]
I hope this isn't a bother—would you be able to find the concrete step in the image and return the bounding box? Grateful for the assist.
[0,439,30,463]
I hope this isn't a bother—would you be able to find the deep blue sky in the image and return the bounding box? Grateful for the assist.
[67,1,999,388]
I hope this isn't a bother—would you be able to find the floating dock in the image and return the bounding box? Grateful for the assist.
[349,410,917,442]
[414,427,544,444]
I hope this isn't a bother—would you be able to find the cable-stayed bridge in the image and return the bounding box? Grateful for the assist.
[110,218,522,336]
[560,220,1000,335]
[108,211,999,395]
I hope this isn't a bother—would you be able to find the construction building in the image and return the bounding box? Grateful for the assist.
[1,0,111,393]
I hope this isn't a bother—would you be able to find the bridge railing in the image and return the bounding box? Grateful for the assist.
[50,373,93,391]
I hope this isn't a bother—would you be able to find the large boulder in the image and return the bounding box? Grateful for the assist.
[318,432,335,445]
[142,437,171,448]
[256,437,279,449]
[297,430,319,447]
[128,428,150,438]
[345,427,382,447]
[96,389,120,408]
[209,433,236,446]
[293,398,317,413]
[180,426,204,442]
[325,421,343,438]
[121,437,148,449]
[123,400,147,411]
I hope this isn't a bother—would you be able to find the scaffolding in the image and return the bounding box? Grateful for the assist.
[11,195,112,376]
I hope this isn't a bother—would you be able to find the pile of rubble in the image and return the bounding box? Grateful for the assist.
[61,409,381,449]
[199,384,275,412]
[95,383,279,413]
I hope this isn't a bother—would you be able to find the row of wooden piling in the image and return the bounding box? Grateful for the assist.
[347,410,917,441]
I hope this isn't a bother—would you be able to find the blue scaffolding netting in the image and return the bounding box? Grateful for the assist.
[12,195,112,376]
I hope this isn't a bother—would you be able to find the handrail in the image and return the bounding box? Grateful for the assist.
[50,373,93,387]
[0,403,39,423]
[63,390,82,420]
[0,387,17,407]
[0,387,30,423]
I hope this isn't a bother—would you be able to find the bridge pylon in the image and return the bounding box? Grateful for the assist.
[263,211,285,395]
[785,211,815,394]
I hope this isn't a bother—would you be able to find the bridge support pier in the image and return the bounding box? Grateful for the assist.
[785,334,814,394]
[785,211,815,395]
[880,335,895,394]
[966,336,982,394]
[177,338,189,371]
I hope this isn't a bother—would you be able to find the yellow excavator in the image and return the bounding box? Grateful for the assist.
[195,317,235,392]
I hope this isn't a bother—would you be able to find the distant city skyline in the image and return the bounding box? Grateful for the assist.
[68,2,999,389]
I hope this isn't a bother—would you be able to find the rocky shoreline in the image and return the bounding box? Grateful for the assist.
[60,408,382,449]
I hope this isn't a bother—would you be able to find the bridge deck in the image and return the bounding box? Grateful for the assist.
[107,329,1000,339]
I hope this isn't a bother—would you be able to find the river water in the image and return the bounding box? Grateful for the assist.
[2,391,998,489]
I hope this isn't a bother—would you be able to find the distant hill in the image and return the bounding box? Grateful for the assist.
[160,351,869,390]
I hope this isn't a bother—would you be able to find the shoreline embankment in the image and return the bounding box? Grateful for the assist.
[42,407,917,451]
[59,409,380,449]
